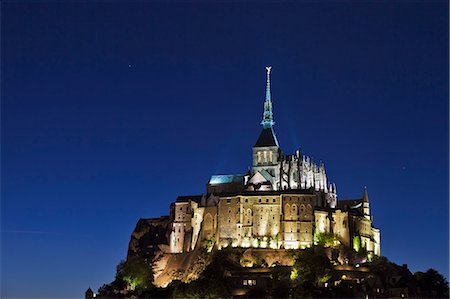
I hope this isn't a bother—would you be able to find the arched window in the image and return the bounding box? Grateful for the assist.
[300,204,305,213]
[292,204,297,213]
[246,209,252,224]
[291,204,297,220]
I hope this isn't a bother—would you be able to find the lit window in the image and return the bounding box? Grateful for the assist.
[269,151,273,163]
[257,152,262,164]
[264,151,267,162]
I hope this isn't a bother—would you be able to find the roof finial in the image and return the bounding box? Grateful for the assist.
[261,66,275,128]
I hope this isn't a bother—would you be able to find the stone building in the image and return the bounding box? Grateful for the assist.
[163,67,380,256]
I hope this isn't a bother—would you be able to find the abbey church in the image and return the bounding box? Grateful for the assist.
[167,67,380,256]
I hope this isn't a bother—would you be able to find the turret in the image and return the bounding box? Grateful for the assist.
[85,287,94,299]
[363,186,371,220]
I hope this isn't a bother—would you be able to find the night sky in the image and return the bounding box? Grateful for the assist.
[2,2,448,298]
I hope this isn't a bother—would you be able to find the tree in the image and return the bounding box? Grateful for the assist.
[315,232,339,248]
[291,247,332,297]
[116,256,154,290]
[352,235,361,252]
[415,268,449,298]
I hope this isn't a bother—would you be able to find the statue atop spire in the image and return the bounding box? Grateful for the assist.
[261,66,275,128]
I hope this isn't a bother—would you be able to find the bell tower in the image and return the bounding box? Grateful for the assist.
[252,66,280,189]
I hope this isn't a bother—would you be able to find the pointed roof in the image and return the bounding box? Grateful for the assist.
[363,186,369,202]
[254,127,279,147]
[248,172,268,185]
[259,169,274,181]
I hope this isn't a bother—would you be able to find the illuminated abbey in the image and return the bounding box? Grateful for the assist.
[167,67,380,256]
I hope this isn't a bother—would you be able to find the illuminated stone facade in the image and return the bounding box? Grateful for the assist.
[166,67,380,256]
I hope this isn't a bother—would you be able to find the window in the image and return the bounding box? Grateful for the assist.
[273,198,276,203]
[257,152,262,164]
[266,198,269,203]
[269,151,273,163]
[259,198,261,203]
[227,199,231,203]
[243,280,257,286]
[264,151,267,162]
[245,198,248,203]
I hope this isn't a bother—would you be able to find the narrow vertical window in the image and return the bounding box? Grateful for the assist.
[269,151,273,163]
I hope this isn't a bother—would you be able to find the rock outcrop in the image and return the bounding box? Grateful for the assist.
[127,216,172,259]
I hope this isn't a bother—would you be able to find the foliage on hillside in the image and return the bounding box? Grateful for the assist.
[95,246,448,299]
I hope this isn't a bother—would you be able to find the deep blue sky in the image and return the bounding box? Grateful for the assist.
[2,2,448,298]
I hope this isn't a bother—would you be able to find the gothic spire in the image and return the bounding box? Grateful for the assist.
[261,66,275,128]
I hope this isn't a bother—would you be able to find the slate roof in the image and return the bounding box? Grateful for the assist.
[254,127,279,147]
[337,199,363,209]
[209,174,244,185]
